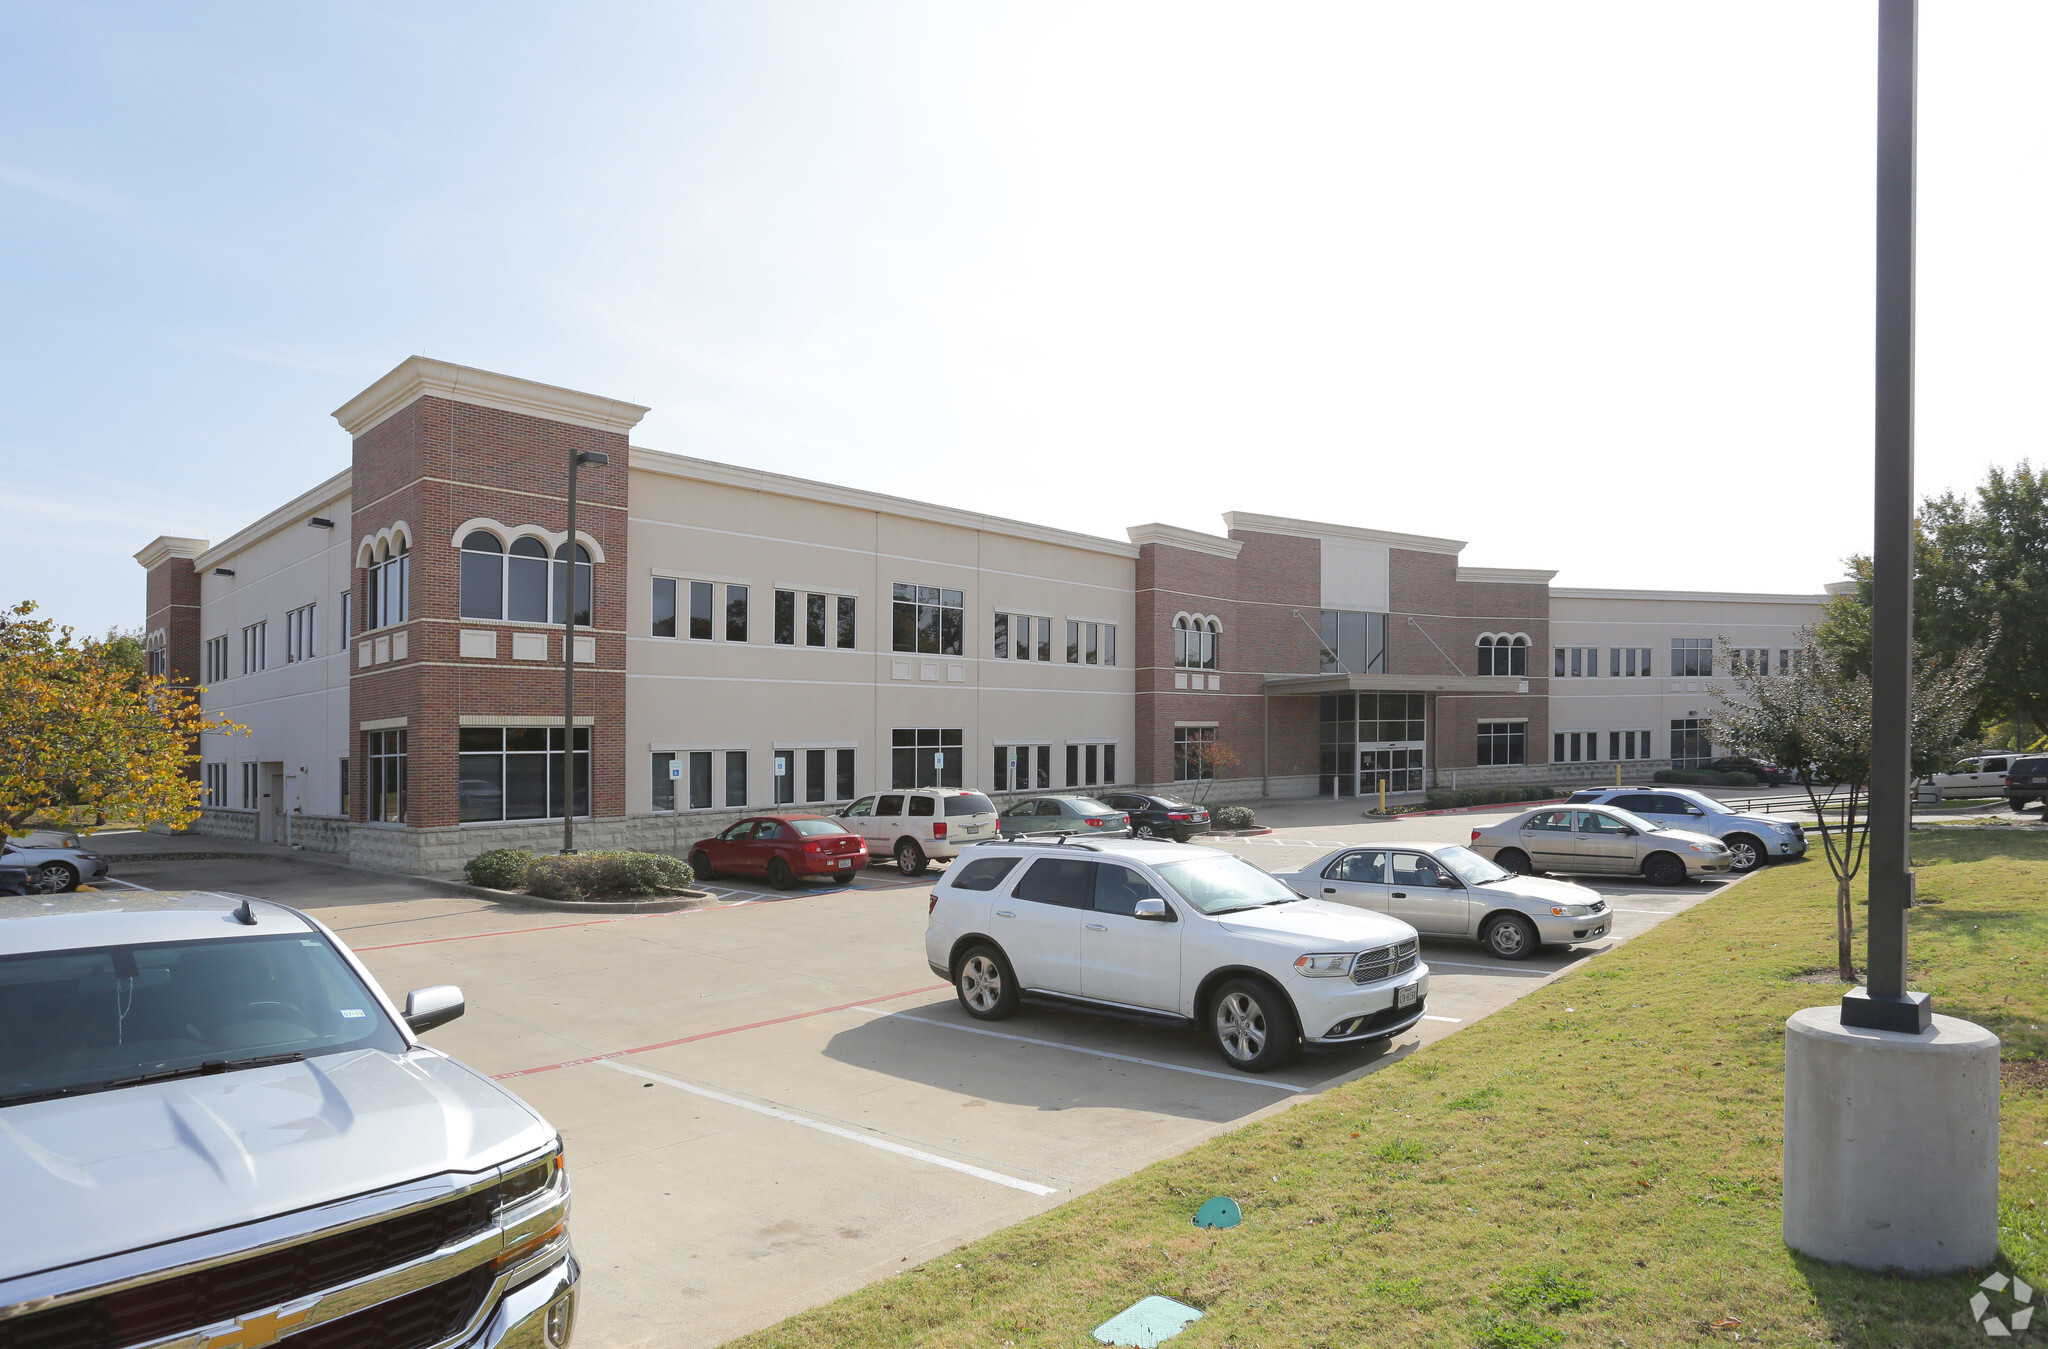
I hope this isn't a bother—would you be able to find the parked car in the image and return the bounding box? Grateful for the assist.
[1562,786,1806,873]
[836,789,1000,875]
[0,862,30,897]
[1917,753,2021,801]
[0,892,578,1348]
[1102,792,1212,842]
[2006,756,2048,810]
[0,837,109,893]
[1269,843,1611,960]
[926,837,1429,1072]
[689,814,868,888]
[1708,756,1794,786]
[1469,804,1732,886]
[996,795,1131,841]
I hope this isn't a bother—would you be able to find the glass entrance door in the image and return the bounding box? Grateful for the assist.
[1360,747,1424,794]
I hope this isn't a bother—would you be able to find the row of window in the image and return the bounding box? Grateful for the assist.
[1551,642,1800,679]
[201,594,353,682]
[457,533,595,627]
[1173,615,1218,671]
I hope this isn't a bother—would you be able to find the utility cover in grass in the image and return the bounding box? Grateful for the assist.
[1092,1296,1203,1347]
[1191,1196,1240,1229]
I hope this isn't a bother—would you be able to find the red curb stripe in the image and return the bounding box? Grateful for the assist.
[490,984,949,1080]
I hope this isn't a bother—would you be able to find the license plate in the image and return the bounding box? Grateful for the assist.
[962,825,980,834]
[837,859,851,869]
[1396,984,1418,1008]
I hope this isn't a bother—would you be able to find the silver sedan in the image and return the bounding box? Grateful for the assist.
[0,839,110,893]
[1269,842,1612,961]
[1468,805,1730,887]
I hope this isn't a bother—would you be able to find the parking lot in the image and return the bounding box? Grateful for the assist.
[101,808,1758,1348]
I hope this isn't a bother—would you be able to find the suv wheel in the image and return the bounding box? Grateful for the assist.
[1643,852,1687,887]
[954,945,1018,1020]
[1724,834,1765,872]
[1494,848,1533,875]
[896,840,929,875]
[1208,978,1298,1072]
[35,862,78,894]
[1482,913,1539,960]
[765,857,796,890]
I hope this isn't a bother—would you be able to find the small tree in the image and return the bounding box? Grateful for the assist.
[0,602,244,832]
[1184,739,1242,805]
[1709,630,1982,980]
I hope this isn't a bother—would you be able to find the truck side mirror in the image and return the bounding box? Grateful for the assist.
[404,985,466,1034]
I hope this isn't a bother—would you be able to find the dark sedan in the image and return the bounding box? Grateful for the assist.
[1103,792,1212,842]
[688,814,868,889]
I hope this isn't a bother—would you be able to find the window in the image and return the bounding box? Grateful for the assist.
[688,581,714,640]
[508,538,550,622]
[993,613,1007,659]
[774,590,796,645]
[892,728,962,788]
[340,590,351,644]
[339,758,348,817]
[1609,729,1653,761]
[1476,635,1528,677]
[1066,621,1115,666]
[1778,648,1791,675]
[1553,731,1599,763]
[772,749,796,804]
[366,729,406,822]
[1671,638,1713,678]
[995,614,1054,661]
[993,743,1052,792]
[951,857,1020,892]
[366,538,409,629]
[240,762,260,810]
[1553,646,1600,677]
[205,635,228,684]
[456,727,588,822]
[1175,615,1221,671]
[285,604,316,663]
[806,594,827,648]
[836,596,856,649]
[651,578,676,637]
[552,543,593,627]
[727,586,750,642]
[892,584,964,656]
[836,747,856,800]
[650,751,717,812]
[1013,857,1096,908]
[1318,611,1386,675]
[144,634,166,679]
[1737,647,1775,676]
[241,621,267,675]
[1093,864,1163,917]
[1611,646,1653,677]
[1670,718,1711,768]
[204,762,228,808]
[726,750,748,807]
[460,532,504,619]
[1065,741,1117,788]
[1477,721,1526,766]
[1173,726,1217,782]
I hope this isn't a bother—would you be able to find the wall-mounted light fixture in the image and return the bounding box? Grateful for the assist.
[308,517,334,529]
[213,567,236,577]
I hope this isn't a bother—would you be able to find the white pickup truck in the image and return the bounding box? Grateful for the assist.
[0,891,577,1349]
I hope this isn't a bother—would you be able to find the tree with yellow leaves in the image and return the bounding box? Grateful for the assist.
[0,602,244,833]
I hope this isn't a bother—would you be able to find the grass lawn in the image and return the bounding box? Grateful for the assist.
[731,833,2048,1348]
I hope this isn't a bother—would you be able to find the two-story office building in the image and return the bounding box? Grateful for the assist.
[137,358,1825,875]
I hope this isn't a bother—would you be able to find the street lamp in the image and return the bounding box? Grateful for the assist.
[561,446,608,855]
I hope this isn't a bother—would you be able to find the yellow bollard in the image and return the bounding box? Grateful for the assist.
[1616,763,1622,787]
[1379,778,1387,813]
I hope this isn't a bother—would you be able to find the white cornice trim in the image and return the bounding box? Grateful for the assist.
[191,469,353,571]
[628,446,1140,560]
[1457,566,1558,585]
[1550,587,1828,605]
[1125,522,1244,559]
[334,357,651,439]
[1221,511,1466,556]
[134,536,212,570]
[1824,580,1858,596]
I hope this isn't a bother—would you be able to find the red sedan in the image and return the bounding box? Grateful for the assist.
[688,814,869,889]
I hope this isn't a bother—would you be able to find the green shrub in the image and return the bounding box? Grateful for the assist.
[1212,804,1257,830]
[464,849,535,889]
[525,850,695,901]
[1419,785,1566,811]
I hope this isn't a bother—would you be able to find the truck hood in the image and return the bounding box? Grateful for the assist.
[1213,899,1415,947]
[0,1049,551,1281]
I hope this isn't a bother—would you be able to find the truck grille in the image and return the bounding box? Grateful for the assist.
[0,1188,498,1349]
[1351,938,1420,985]
[285,1263,495,1349]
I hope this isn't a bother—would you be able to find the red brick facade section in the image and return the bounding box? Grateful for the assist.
[1386,550,1549,770]
[144,557,203,689]
[348,395,630,827]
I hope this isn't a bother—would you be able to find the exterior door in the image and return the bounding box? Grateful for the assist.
[1385,851,1470,936]
[263,765,285,843]
[869,793,905,850]
[1080,863,1181,1011]
[1573,810,1639,873]
[1517,809,1580,872]
[999,856,1088,993]
[1313,849,1391,914]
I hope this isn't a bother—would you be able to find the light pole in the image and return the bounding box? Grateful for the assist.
[561,445,608,855]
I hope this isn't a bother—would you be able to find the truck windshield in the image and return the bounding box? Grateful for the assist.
[0,933,408,1107]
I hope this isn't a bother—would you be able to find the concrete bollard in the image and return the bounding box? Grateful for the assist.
[1783,1006,2000,1273]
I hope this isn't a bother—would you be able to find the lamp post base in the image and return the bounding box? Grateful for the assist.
[1839,986,1932,1034]
[1783,1006,1999,1273]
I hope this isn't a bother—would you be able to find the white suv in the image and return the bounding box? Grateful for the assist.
[837,789,1000,875]
[924,837,1430,1072]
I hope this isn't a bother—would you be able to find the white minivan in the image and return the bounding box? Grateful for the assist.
[836,788,1001,875]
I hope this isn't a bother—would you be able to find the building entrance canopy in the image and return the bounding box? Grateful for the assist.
[1264,672,1529,696]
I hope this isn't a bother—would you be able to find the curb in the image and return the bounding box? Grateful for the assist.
[422,882,721,913]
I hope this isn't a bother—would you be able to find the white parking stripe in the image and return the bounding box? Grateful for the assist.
[1422,958,1555,976]
[593,1059,1059,1196]
[1420,1014,1462,1023]
[859,1008,1306,1093]
[93,877,154,891]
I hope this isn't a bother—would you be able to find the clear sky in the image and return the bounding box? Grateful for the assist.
[5,2,2044,638]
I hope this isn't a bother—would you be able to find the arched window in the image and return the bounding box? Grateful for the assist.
[1173,615,1222,672]
[1173,615,1193,669]
[1477,634,1529,677]
[367,536,409,629]
[460,531,504,619]
[553,542,593,627]
[1506,635,1527,676]
[508,538,550,622]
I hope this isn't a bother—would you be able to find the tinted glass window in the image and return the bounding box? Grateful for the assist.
[950,857,1019,892]
[1390,853,1446,885]
[1524,810,1574,831]
[1094,864,1163,916]
[945,793,996,817]
[1012,858,1096,908]
[752,822,785,840]
[844,797,874,817]
[1578,813,1632,836]
[1327,851,1385,883]
[790,819,850,836]
[720,821,757,840]
[1610,794,1661,812]
[1986,759,2010,772]
[908,796,936,817]
[1646,795,1694,814]
[875,795,904,816]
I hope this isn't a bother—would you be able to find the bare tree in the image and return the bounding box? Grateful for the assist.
[1709,631,1983,981]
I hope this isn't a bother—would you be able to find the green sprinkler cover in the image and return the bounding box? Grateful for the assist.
[1192,1196,1241,1229]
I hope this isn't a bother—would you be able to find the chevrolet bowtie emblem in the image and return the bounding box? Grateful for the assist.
[198,1296,320,1349]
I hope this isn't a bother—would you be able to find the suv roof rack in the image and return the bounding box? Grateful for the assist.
[966,834,1105,852]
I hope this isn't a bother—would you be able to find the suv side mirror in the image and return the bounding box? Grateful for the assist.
[1133,897,1173,922]
[1686,807,1704,816]
[404,985,465,1034]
